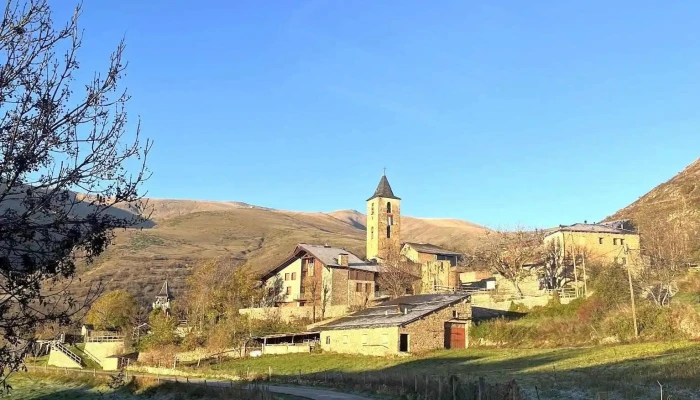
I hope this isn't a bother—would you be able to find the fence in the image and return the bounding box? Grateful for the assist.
[86,335,125,343]
[259,369,524,400]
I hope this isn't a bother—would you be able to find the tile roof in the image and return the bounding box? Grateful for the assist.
[403,242,461,256]
[367,175,401,201]
[297,244,379,272]
[317,293,470,330]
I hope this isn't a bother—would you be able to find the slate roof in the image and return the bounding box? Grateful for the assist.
[403,242,461,257]
[546,222,638,236]
[367,175,401,201]
[297,244,379,272]
[317,293,470,330]
[156,280,171,298]
[262,244,378,279]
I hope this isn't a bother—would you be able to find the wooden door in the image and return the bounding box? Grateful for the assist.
[449,323,465,349]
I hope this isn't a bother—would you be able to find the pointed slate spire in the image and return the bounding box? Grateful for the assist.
[367,174,401,201]
[157,280,171,299]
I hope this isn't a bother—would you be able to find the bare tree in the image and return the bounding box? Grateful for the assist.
[376,241,419,298]
[541,238,575,290]
[0,1,150,386]
[475,229,543,297]
[638,215,699,306]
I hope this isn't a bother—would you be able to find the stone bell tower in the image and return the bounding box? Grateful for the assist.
[366,174,401,261]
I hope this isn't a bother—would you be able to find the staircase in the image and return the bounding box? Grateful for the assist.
[50,342,83,369]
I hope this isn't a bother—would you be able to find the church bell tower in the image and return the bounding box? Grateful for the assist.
[366,174,401,261]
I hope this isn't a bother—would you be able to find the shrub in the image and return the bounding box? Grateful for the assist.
[508,302,529,313]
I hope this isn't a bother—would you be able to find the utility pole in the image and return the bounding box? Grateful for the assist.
[625,244,638,338]
[582,252,588,297]
[572,247,579,298]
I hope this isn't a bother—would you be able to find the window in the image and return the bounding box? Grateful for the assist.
[291,272,297,280]
[371,203,375,216]
[361,334,368,345]
[326,336,331,345]
[388,215,393,226]
[343,335,348,344]
[285,273,290,281]
[349,270,356,280]
[622,257,627,265]
[356,282,363,292]
[370,227,374,240]
[387,202,392,213]
[613,238,618,245]
[598,238,604,245]
[387,225,391,238]
[285,287,291,295]
[620,239,625,246]
[365,283,371,292]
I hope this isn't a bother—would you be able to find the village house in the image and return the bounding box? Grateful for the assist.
[318,293,472,356]
[259,173,468,310]
[544,220,640,267]
[260,243,378,309]
[401,242,464,293]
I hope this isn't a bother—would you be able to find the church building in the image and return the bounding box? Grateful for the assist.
[260,173,465,308]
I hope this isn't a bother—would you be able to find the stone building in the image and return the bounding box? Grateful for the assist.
[260,244,378,309]
[318,293,471,356]
[544,220,640,267]
[152,280,172,313]
[401,242,464,292]
[366,174,401,261]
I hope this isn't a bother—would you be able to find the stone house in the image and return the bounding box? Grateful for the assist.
[260,243,378,309]
[544,220,640,267]
[402,242,464,292]
[318,293,471,356]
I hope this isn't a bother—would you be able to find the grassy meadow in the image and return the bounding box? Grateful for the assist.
[5,372,301,399]
[182,340,700,400]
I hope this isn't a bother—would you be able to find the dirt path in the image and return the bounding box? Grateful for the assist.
[25,366,373,400]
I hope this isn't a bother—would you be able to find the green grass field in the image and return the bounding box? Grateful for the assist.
[5,373,301,399]
[189,340,700,399]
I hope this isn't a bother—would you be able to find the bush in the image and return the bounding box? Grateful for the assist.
[508,302,529,313]
[470,318,536,347]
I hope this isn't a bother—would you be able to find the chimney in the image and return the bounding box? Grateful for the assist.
[338,253,349,267]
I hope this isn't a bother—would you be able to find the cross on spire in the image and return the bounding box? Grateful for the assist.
[383,167,386,175]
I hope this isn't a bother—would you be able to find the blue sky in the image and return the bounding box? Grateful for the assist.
[62,0,700,229]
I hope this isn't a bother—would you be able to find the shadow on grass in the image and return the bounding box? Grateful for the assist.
[206,343,700,400]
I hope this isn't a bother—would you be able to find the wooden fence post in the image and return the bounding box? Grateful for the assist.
[452,376,457,400]
[268,366,272,381]
[425,375,429,400]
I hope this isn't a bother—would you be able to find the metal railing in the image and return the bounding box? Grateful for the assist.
[86,335,124,343]
[81,346,102,366]
[51,342,82,366]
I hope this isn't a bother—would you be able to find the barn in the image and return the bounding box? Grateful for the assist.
[318,293,471,356]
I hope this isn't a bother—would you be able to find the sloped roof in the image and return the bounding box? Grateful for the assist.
[367,175,401,201]
[156,280,171,298]
[317,293,470,330]
[403,242,461,256]
[546,222,638,236]
[261,243,378,280]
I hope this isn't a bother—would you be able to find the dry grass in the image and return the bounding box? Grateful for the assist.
[72,199,489,304]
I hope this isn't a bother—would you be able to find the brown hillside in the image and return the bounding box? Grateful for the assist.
[73,201,489,304]
[606,158,700,223]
